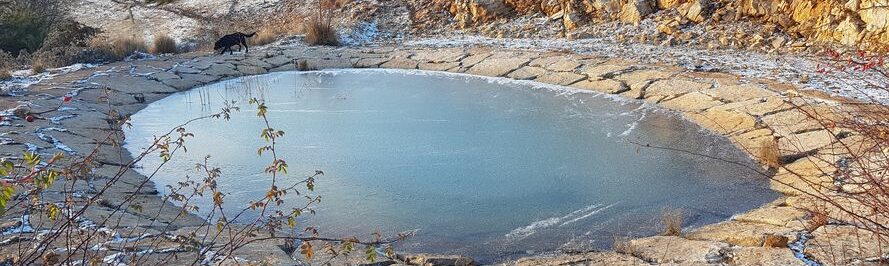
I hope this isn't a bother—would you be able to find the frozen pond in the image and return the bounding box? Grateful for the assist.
[124,69,777,263]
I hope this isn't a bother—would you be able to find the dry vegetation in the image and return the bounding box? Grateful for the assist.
[0,66,10,80]
[305,0,340,46]
[660,208,683,236]
[109,36,148,59]
[248,29,278,46]
[758,138,781,169]
[150,34,177,54]
[612,234,635,254]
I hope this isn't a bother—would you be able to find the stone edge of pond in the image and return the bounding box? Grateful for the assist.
[0,44,869,265]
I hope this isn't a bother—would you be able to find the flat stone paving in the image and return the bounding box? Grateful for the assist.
[0,44,882,265]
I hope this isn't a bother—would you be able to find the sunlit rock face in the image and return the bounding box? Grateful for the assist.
[444,0,889,50]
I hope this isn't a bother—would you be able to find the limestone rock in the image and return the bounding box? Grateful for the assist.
[420,62,461,71]
[514,252,645,265]
[466,57,530,77]
[729,247,805,266]
[679,0,710,23]
[687,108,757,134]
[580,64,634,79]
[770,156,836,196]
[571,79,630,94]
[356,58,390,68]
[687,221,797,247]
[629,236,731,264]
[535,71,587,85]
[399,254,475,266]
[644,78,713,100]
[777,129,839,157]
[732,205,807,228]
[451,0,512,28]
[703,83,776,102]
[620,0,655,24]
[507,66,547,80]
[381,58,420,69]
[659,91,723,111]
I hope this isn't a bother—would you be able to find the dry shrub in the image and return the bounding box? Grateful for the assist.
[0,51,13,79]
[661,208,683,236]
[150,34,178,54]
[806,210,829,231]
[304,19,339,46]
[0,66,11,80]
[762,234,789,248]
[248,29,278,46]
[109,36,147,59]
[31,62,46,74]
[758,137,781,169]
[305,0,340,46]
[612,234,635,254]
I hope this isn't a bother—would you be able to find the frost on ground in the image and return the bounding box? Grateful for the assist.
[405,36,889,105]
[1,64,98,96]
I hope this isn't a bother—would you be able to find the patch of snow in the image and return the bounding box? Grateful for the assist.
[35,127,76,155]
[1,214,34,235]
[340,22,381,46]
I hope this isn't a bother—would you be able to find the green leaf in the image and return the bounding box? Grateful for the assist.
[0,185,14,216]
[0,161,14,176]
[287,216,296,228]
[23,152,40,167]
[47,204,59,220]
[365,245,376,262]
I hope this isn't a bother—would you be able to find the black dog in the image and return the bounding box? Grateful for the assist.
[214,32,256,55]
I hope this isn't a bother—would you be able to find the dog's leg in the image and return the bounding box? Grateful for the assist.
[244,40,249,54]
[229,46,234,55]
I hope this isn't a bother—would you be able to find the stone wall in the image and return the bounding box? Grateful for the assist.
[446,0,889,51]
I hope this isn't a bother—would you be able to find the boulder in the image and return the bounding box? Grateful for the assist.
[620,0,655,24]
[451,0,513,28]
[679,0,709,23]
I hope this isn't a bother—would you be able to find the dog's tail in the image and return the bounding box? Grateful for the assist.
[245,32,256,38]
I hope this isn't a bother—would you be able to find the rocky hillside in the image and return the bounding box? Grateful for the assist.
[68,0,889,52]
[441,0,889,51]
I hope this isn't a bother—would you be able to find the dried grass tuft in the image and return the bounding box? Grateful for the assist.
[612,234,635,254]
[249,30,278,46]
[661,208,683,236]
[109,36,147,59]
[150,34,178,54]
[304,19,339,46]
[758,137,781,169]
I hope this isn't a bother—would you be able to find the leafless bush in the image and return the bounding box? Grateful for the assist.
[0,66,10,80]
[758,137,781,169]
[612,234,635,254]
[249,29,278,46]
[305,0,340,46]
[661,208,683,236]
[150,34,178,54]
[108,36,147,59]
